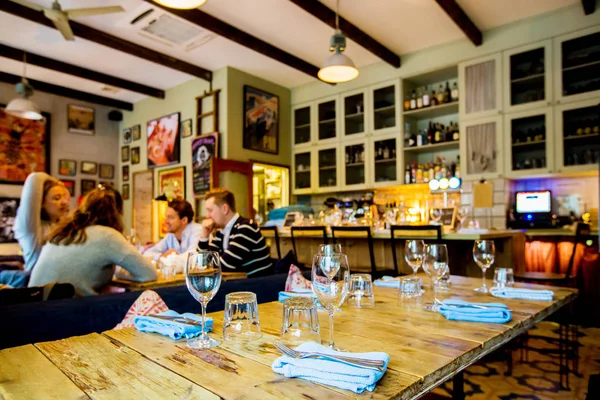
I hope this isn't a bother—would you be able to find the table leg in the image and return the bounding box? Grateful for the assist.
[452,371,465,400]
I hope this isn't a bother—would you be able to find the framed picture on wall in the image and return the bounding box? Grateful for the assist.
[99,164,114,179]
[81,179,96,196]
[132,124,141,141]
[123,128,132,144]
[81,161,98,175]
[122,183,130,200]
[61,180,75,197]
[243,85,279,155]
[58,159,76,176]
[121,146,130,162]
[67,104,95,136]
[157,166,186,200]
[146,112,180,168]
[131,147,140,165]
[0,198,20,243]
[192,133,218,196]
[181,119,193,138]
[122,165,129,182]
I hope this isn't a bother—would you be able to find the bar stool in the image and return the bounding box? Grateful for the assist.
[259,226,281,260]
[389,225,442,276]
[290,226,328,267]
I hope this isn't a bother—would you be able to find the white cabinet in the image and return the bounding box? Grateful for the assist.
[340,138,369,191]
[370,80,401,134]
[292,149,314,195]
[341,88,368,140]
[316,95,340,145]
[504,108,554,178]
[370,132,402,188]
[315,143,341,193]
[503,40,553,113]
[459,115,504,180]
[292,103,314,149]
[459,54,503,120]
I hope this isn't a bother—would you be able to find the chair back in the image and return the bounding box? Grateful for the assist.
[565,223,591,279]
[290,226,328,262]
[259,226,281,259]
[389,225,442,275]
[330,226,377,276]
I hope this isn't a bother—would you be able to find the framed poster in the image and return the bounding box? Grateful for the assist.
[58,159,76,176]
[131,147,140,165]
[61,179,75,197]
[132,124,141,141]
[243,85,279,154]
[122,165,129,182]
[81,161,97,175]
[132,170,153,244]
[122,183,130,200]
[157,166,186,200]
[0,108,51,184]
[121,146,130,162]
[146,112,180,168]
[99,164,115,179]
[67,104,94,135]
[0,197,19,243]
[123,128,132,144]
[192,133,218,196]
[181,118,193,138]
[81,179,96,196]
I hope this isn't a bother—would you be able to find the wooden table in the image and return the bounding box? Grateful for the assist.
[111,271,248,291]
[0,276,576,399]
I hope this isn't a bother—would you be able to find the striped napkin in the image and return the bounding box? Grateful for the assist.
[490,287,554,301]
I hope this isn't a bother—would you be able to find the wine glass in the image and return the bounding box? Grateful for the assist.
[185,251,222,349]
[319,244,343,256]
[473,240,495,293]
[456,206,469,231]
[405,240,425,277]
[429,208,442,224]
[422,244,449,310]
[312,253,350,349]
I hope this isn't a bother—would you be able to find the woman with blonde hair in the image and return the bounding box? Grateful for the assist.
[29,185,157,296]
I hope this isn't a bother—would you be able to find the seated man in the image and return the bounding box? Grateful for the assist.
[199,189,272,277]
[143,199,203,260]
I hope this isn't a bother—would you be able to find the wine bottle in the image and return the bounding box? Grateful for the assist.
[405,164,411,184]
[416,163,423,184]
[416,88,423,109]
[423,86,430,107]
[434,124,442,143]
[410,90,417,110]
[404,95,411,111]
[431,88,438,106]
[383,146,390,159]
[451,82,459,102]
[452,122,460,141]
[437,84,445,104]
[444,82,451,103]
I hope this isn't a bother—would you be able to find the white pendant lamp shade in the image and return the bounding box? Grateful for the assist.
[6,97,43,120]
[153,0,207,9]
[318,51,359,83]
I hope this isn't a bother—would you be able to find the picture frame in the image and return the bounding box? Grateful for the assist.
[81,161,98,175]
[123,128,132,144]
[146,112,180,168]
[60,180,75,197]
[99,164,115,179]
[67,104,95,136]
[157,165,186,200]
[0,197,20,243]
[243,85,279,155]
[181,118,193,138]
[121,146,130,162]
[131,147,140,165]
[132,170,153,243]
[81,179,96,196]
[192,133,218,196]
[122,183,130,200]
[58,159,77,176]
[122,165,129,182]
[132,124,141,141]
[437,207,458,230]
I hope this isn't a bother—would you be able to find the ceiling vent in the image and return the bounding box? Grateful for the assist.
[101,86,120,94]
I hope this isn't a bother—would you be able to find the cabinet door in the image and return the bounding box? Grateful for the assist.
[292,103,314,148]
[316,144,340,192]
[554,99,600,174]
[459,116,504,180]
[504,109,554,178]
[341,88,368,139]
[503,40,553,113]
[340,138,369,191]
[459,54,502,120]
[316,96,340,144]
[371,80,401,134]
[370,133,401,188]
[292,150,313,195]
[554,25,600,105]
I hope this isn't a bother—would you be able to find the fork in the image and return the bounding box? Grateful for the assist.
[273,341,385,371]
[431,300,530,316]
[148,314,204,327]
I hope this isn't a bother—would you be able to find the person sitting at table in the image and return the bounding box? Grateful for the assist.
[199,188,272,277]
[28,184,157,296]
[0,172,70,288]
[143,199,203,260]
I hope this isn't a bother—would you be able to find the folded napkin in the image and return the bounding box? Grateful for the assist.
[373,276,400,288]
[134,310,213,340]
[438,299,512,324]
[490,287,554,301]
[272,342,389,394]
[278,288,315,303]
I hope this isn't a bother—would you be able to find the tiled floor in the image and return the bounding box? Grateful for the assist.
[430,322,600,399]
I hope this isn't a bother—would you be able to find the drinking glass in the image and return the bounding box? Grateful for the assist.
[493,267,514,288]
[457,206,469,230]
[473,240,495,293]
[223,292,261,341]
[347,274,374,308]
[398,277,422,306]
[185,251,222,349]
[422,244,449,309]
[312,254,350,349]
[405,240,425,277]
[281,297,321,345]
[429,208,442,224]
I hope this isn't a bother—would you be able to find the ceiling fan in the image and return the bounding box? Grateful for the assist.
[11,0,125,41]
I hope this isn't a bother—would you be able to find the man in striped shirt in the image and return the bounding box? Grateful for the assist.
[198,189,272,277]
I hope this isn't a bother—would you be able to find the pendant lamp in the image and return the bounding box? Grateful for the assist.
[318,0,359,83]
[152,0,207,9]
[5,54,43,120]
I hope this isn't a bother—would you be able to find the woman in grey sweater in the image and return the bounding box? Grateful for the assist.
[29,185,157,296]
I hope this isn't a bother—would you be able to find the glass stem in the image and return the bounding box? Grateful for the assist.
[328,311,335,349]
[482,268,487,290]
[201,301,208,341]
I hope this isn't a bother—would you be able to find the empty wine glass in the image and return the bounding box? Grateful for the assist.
[312,253,350,349]
[185,251,222,349]
[456,206,469,230]
[422,244,449,310]
[473,240,495,293]
[429,208,442,224]
[405,240,425,277]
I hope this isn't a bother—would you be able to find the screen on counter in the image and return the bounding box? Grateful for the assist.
[515,191,552,213]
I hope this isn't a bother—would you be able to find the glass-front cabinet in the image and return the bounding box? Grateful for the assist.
[316,144,340,193]
[503,40,552,113]
[292,150,313,195]
[370,80,400,134]
[293,104,312,148]
[342,89,367,139]
[555,99,600,173]
[504,109,554,178]
[459,115,504,180]
[459,54,502,120]
[340,139,368,191]
[317,96,339,144]
[370,133,401,187]
[554,26,600,104]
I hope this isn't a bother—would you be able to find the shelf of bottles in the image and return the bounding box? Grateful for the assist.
[372,86,397,130]
[562,105,600,167]
[403,156,460,186]
[318,148,337,188]
[403,80,459,115]
[344,93,365,136]
[294,106,311,145]
[561,31,600,97]
[404,121,460,151]
[344,143,366,185]
[318,100,337,141]
[510,115,547,171]
[373,138,397,183]
[294,152,311,190]
[510,47,546,106]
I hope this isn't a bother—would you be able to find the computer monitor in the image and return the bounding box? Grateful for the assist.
[515,190,552,214]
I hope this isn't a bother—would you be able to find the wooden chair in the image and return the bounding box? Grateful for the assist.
[290,226,328,267]
[389,225,442,276]
[259,226,281,260]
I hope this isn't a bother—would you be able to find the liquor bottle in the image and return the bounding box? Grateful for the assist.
[423,163,430,183]
[417,129,424,147]
[416,164,423,184]
[377,145,383,159]
[428,163,435,180]
[434,123,442,143]
[411,162,417,184]
[405,164,411,184]
[392,148,396,159]
[444,82,451,103]
[416,88,423,109]
[431,88,438,106]
[404,95,411,111]
[427,122,433,144]
[452,122,460,141]
[440,159,448,178]
[437,84,445,104]
[423,86,431,107]
[434,164,441,180]
[360,149,365,162]
[345,150,350,163]
[410,90,417,110]
[383,146,390,159]
[455,160,461,179]
[451,82,459,102]
[443,124,452,142]
[408,133,416,147]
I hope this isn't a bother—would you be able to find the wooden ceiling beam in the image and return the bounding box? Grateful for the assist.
[0,44,165,99]
[582,0,596,15]
[0,71,134,110]
[0,1,212,82]
[289,0,401,68]
[143,0,325,82]
[434,0,482,46]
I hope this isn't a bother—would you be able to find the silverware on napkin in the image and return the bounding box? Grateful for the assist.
[147,314,204,327]
[428,300,530,316]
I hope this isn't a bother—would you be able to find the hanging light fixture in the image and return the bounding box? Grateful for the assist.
[152,0,208,10]
[318,0,359,83]
[5,54,43,120]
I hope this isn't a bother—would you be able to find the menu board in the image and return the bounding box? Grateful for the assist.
[439,207,457,229]
[132,170,154,244]
[192,133,218,196]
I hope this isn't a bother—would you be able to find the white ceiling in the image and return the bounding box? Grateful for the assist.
[0,0,579,106]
